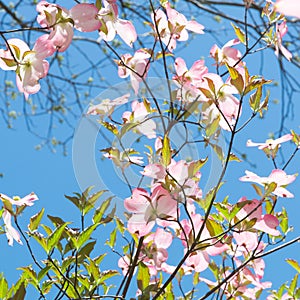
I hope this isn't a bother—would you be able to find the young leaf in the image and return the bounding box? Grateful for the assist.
[286,259,300,273]
[46,223,69,253]
[76,223,99,250]
[93,196,113,224]
[231,23,246,44]
[205,116,220,137]
[83,190,107,215]
[106,227,117,248]
[28,208,44,232]
[288,273,298,297]
[137,262,150,291]
[0,276,8,299]
[162,135,171,167]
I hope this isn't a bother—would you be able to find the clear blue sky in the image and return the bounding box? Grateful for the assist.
[1,0,300,298]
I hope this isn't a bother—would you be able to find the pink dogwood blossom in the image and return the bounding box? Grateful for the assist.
[173,57,208,89]
[118,49,151,94]
[2,210,22,246]
[247,133,292,150]
[239,169,296,198]
[275,0,300,19]
[37,1,100,53]
[122,99,156,138]
[87,93,130,117]
[274,21,292,61]
[200,73,240,130]
[97,0,137,47]
[236,198,280,236]
[0,39,49,99]
[152,2,204,51]
[0,192,38,246]
[0,192,38,207]
[210,39,243,67]
[124,185,177,237]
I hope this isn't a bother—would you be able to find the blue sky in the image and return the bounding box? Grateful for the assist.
[1,0,300,298]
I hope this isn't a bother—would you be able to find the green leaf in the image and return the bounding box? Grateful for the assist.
[226,64,239,80]
[10,44,21,60]
[28,208,44,232]
[47,215,67,227]
[0,276,8,299]
[206,219,223,237]
[155,51,173,60]
[229,153,242,162]
[231,23,246,44]
[106,227,117,248]
[206,77,216,95]
[64,194,80,209]
[230,71,244,95]
[93,197,113,224]
[202,182,224,211]
[249,85,262,112]
[99,121,119,135]
[215,203,230,220]
[95,0,102,10]
[85,257,101,279]
[211,144,224,161]
[120,122,137,138]
[279,207,289,234]
[251,184,263,197]
[265,182,277,195]
[17,267,38,285]
[199,87,213,99]
[188,158,208,178]
[37,266,51,282]
[46,223,69,253]
[205,115,220,137]
[0,57,17,68]
[76,223,99,250]
[162,135,171,167]
[9,283,26,300]
[30,231,47,251]
[77,241,96,262]
[291,130,300,147]
[83,190,107,215]
[288,273,298,296]
[137,262,150,291]
[180,101,200,120]
[115,217,125,235]
[97,270,119,285]
[286,259,300,273]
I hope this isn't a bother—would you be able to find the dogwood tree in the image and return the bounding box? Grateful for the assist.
[0,0,299,299]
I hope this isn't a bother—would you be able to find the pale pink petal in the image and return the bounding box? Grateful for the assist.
[33,34,56,59]
[149,185,177,219]
[246,140,265,147]
[275,0,300,18]
[142,164,166,180]
[185,250,209,272]
[115,19,137,47]
[154,228,173,248]
[186,20,205,34]
[206,241,230,256]
[168,160,189,185]
[70,4,101,32]
[272,186,294,198]
[127,213,155,237]
[174,57,188,76]
[255,215,280,236]
[124,188,150,213]
[3,210,22,246]
[233,231,258,251]
[268,169,296,185]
